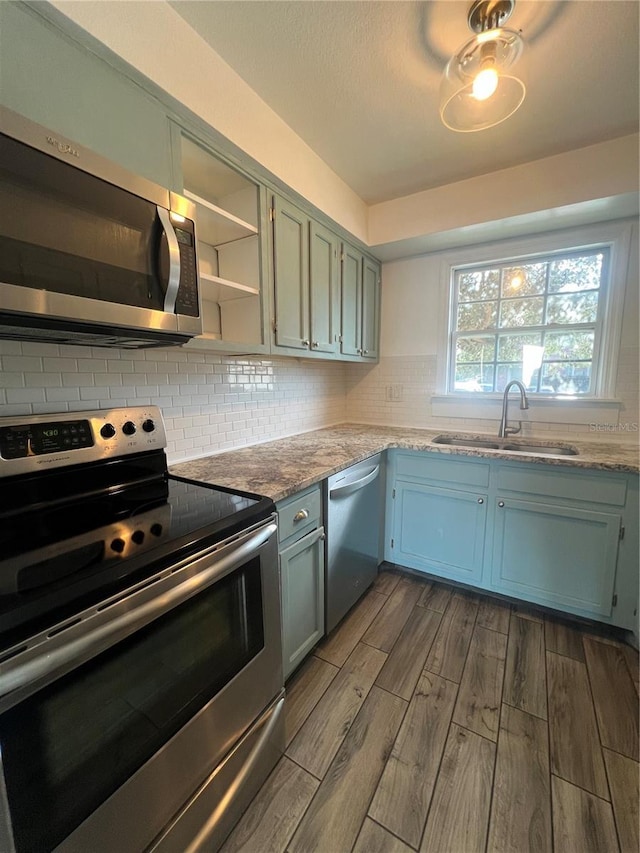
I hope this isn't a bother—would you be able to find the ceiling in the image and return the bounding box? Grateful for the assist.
[169,1,639,206]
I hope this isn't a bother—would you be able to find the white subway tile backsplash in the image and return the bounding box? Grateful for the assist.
[2,338,634,457]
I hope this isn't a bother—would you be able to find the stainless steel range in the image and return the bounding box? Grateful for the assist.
[0,406,284,853]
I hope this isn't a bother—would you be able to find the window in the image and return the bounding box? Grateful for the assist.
[450,246,613,396]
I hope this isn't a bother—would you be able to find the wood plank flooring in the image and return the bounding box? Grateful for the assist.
[222,570,640,853]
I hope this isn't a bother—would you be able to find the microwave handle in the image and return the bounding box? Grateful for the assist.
[157,206,181,314]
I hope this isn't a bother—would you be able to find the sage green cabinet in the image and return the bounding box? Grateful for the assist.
[386,450,637,629]
[277,485,326,679]
[392,481,487,584]
[340,243,380,360]
[0,2,172,187]
[309,220,340,354]
[491,497,621,617]
[271,195,339,355]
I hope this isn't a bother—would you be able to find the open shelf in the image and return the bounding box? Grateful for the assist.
[185,190,258,246]
[200,273,260,298]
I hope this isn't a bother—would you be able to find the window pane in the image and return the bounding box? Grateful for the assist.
[544,330,594,361]
[457,301,497,331]
[497,333,542,361]
[548,254,603,293]
[456,336,495,363]
[458,269,499,302]
[455,362,495,392]
[541,362,592,394]
[546,292,599,324]
[501,263,546,297]
[496,363,524,391]
[500,297,544,328]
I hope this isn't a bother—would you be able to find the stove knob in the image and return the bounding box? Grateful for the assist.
[122,421,136,436]
[150,523,163,537]
[132,530,145,545]
[142,419,156,433]
[111,538,126,553]
[100,423,116,439]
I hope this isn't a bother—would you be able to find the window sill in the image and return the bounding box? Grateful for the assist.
[431,394,622,426]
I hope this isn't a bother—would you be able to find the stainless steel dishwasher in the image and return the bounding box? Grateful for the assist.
[325,453,384,633]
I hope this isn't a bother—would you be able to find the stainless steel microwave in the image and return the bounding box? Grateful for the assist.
[0,107,202,348]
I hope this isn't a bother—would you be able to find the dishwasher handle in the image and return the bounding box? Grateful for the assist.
[329,464,380,499]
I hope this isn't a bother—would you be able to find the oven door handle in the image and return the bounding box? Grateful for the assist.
[0,522,278,702]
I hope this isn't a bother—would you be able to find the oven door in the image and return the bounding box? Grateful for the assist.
[0,516,282,853]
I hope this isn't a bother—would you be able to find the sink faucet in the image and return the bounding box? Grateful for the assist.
[498,380,529,438]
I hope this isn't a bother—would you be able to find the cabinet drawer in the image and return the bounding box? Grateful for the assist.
[278,485,322,543]
[497,466,627,506]
[396,452,490,490]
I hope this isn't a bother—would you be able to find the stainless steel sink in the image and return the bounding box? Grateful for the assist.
[502,443,578,456]
[431,436,501,450]
[432,435,578,456]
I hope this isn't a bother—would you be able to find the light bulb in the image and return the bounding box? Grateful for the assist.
[472,66,499,100]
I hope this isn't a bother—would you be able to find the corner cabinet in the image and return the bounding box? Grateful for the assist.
[340,244,380,361]
[171,124,269,353]
[386,450,638,629]
[277,485,326,679]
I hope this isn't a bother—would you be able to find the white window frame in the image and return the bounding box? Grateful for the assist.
[435,222,632,418]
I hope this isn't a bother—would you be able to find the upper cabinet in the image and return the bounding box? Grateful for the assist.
[171,125,269,352]
[271,195,340,356]
[271,196,379,362]
[341,244,381,360]
[0,3,173,188]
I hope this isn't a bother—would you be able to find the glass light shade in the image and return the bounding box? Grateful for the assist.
[440,27,525,132]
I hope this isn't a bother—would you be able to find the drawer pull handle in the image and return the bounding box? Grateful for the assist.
[293,509,309,522]
[498,501,505,508]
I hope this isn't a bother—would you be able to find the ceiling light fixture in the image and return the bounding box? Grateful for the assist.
[440,0,525,133]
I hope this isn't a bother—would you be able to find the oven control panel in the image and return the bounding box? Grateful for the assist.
[0,407,167,476]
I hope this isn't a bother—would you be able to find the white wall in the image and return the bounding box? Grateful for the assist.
[369,135,639,257]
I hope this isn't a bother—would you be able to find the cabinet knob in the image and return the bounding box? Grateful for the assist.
[477,498,484,504]
[498,501,505,508]
[312,341,319,348]
[363,349,369,354]
[293,509,309,522]
[302,340,310,347]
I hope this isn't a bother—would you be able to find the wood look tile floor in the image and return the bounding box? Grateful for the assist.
[222,569,640,853]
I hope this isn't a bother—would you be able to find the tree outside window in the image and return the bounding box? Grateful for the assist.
[450,250,607,395]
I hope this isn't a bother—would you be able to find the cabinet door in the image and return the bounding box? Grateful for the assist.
[280,527,325,679]
[491,498,621,617]
[273,195,309,351]
[392,481,487,583]
[1,3,172,188]
[340,242,362,356]
[309,221,340,354]
[361,257,380,360]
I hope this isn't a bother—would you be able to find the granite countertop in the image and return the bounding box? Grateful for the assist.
[169,424,640,502]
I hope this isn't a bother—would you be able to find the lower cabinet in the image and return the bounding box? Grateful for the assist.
[387,450,636,628]
[491,497,621,617]
[277,485,325,679]
[393,481,487,584]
